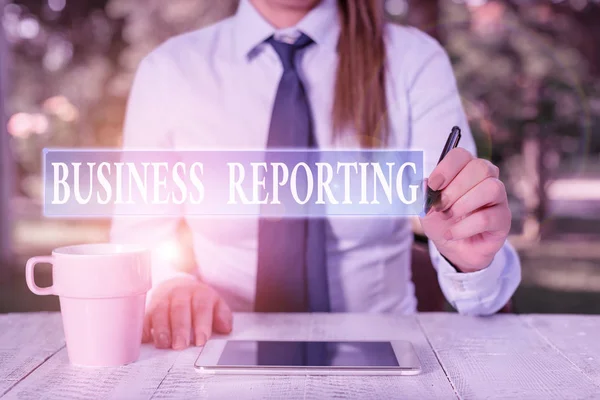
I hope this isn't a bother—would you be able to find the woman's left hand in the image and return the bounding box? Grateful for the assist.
[420,148,511,273]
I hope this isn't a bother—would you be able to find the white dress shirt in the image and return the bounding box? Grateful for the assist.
[110,0,521,316]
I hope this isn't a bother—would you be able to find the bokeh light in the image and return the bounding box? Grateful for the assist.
[43,96,79,122]
[18,17,39,39]
[385,0,409,17]
[7,113,33,138]
[48,0,66,13]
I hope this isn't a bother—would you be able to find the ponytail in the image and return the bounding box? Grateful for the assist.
[334,0,388,148]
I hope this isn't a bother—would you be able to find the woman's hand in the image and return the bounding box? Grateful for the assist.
[142,277,233,349]
[420,148,511,273]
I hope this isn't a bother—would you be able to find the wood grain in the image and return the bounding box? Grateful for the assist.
[3,312,600,400]
[524,314,600,387]
[418,313,600,399]
[0,313,65,397]
[2,347,181,400]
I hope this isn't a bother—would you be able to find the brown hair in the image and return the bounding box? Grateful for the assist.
[334,0,388,148]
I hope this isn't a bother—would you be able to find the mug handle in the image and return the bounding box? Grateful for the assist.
[25,256,55,296]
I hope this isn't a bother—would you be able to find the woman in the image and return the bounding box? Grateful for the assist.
[111,0,521,350]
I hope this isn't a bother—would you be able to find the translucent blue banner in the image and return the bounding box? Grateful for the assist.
[43,149,424,217]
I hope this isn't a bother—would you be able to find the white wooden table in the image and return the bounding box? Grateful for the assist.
[1,312,600,399]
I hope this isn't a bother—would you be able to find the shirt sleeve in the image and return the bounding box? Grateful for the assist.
[109,53,196,295]
[430,241,521,315]
[405,28,521,316]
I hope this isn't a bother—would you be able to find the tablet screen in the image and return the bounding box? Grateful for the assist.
[217,341,400,367]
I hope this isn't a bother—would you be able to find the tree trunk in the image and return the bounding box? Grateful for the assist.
[0,5,14,279]
[521,80,546,241]
[542,2,600,76]
[504,1,600,76]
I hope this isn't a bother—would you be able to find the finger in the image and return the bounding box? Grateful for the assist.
[428,148,474,191]
[213,297,233,334]
[445,204,511,241]
[169,290,192,350]
[445,178,507,220]
[436,159,500,212]
[191,288,215,346]
[142,313,152,343]
[151,299,172,349]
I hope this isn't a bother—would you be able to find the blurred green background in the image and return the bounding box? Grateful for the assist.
[0,0,599,314]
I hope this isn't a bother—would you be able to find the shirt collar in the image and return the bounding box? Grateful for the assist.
[233,0,339,61]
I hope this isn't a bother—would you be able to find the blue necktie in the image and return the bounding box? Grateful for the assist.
[255,34,330,365]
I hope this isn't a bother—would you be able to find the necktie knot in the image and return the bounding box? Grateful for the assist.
[267,33,314,72]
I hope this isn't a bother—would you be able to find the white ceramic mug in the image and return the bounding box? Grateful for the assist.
[25,243,152,367]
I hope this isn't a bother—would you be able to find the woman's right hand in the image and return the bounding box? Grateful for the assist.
[142,276,233,350]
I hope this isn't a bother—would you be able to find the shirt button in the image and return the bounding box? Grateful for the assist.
[275,32,298,44]
[453,280,465,292]
[281,35,296,44]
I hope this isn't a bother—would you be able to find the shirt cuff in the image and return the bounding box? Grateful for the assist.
[430,242,507,314]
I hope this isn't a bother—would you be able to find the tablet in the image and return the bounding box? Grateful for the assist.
[194,340,421,376]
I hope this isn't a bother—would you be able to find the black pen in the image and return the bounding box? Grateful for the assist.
[425,126,462,214]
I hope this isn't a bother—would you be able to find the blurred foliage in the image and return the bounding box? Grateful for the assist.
[3,0,239,200]
[106,0,237,71]
[3,0,600,208]
[438,1,600,229]
[3,0,120,198]
[440,1,600,169]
